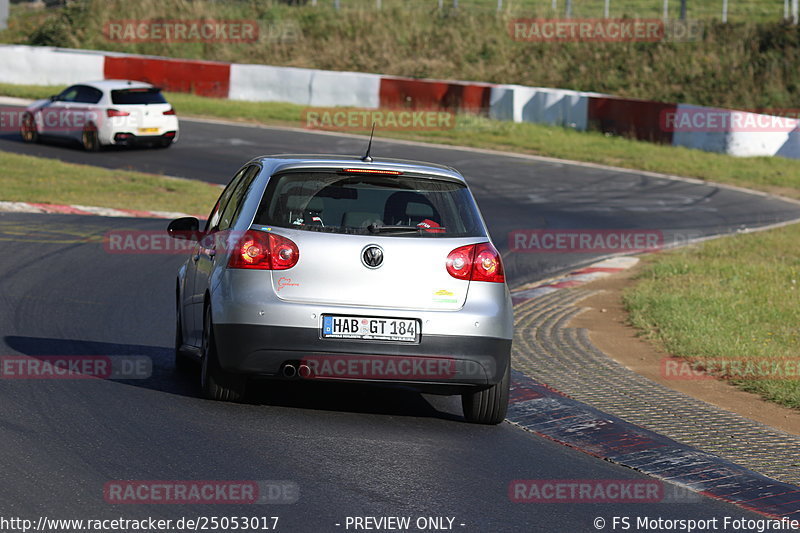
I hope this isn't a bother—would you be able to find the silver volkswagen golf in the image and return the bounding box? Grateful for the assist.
[169,154,513,424]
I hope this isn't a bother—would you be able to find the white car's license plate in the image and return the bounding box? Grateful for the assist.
[138,127,159,134]
[322,315,420,342]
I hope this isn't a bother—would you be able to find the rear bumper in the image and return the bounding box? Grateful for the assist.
[214,323,511,391]
[111,131,177,146]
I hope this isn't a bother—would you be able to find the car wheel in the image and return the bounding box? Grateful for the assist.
[174,302,193,373]
[20,113,39,143]
[200,306,246,402]
[461,362,510,425]
[81,124,100,152]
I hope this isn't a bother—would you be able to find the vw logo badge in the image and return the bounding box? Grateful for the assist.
[361,245,384,269]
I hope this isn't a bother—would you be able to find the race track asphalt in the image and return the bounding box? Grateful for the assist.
[0,117,795,531]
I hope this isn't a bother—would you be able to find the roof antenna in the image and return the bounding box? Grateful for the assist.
[362,122,376,163]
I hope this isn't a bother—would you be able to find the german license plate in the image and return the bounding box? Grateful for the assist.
[322,315,420,342]
[138,127,159,134]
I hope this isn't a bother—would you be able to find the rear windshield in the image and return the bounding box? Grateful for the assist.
[253,172,485,238]
[110,88,167,105]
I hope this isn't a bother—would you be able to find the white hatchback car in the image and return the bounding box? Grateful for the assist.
[20,80,179,151]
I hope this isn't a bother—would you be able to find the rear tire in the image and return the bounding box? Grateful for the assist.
[200,306,246,402]
[20,113,39,143]
[81,124,100,152]
[461,362,510,425]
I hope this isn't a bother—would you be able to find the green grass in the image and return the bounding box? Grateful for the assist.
[0,83,59,100]
[624,224,800,408]
[167,91,303,125]
[0,150,220,215]
[4,0,800,110]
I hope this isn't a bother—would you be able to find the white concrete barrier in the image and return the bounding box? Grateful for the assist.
[670,104,800,159]
[489,85,592,131]
[488,85,521,122]
[0,45,104,85]
[309,70,380,109]
[775,129,800,159]
[229,63,315,105]
[229,63,380,108]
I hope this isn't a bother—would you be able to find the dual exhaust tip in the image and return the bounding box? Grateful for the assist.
[282,362,311,379]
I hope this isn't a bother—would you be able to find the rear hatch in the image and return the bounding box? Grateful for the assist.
[250,169,489,311]
[108,87,174,134]
[267,230,477,310]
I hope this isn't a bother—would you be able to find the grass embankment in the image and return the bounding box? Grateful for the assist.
[0,150,219,215]
[2,0,800,110]
[624,225,800,409]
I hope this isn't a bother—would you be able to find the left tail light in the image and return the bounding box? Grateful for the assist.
[446,242,505,283]
[163,107,176,116]
[106,109,130,117]
[228,230,299,270]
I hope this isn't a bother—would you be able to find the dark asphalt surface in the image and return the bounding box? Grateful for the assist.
[1,116,797,531]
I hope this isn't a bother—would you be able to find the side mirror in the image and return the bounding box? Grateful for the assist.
[167,217,201,241]
[49,95,58,102]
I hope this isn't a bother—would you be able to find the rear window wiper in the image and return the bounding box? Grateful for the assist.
[367,224,421,234]
[366,224,446,234]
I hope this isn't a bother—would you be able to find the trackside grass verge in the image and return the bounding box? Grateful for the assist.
[624,224,800,409]
[4,84,797,200]
[0,151,219,215]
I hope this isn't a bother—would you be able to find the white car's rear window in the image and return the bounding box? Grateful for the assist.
[111,88,168,105]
